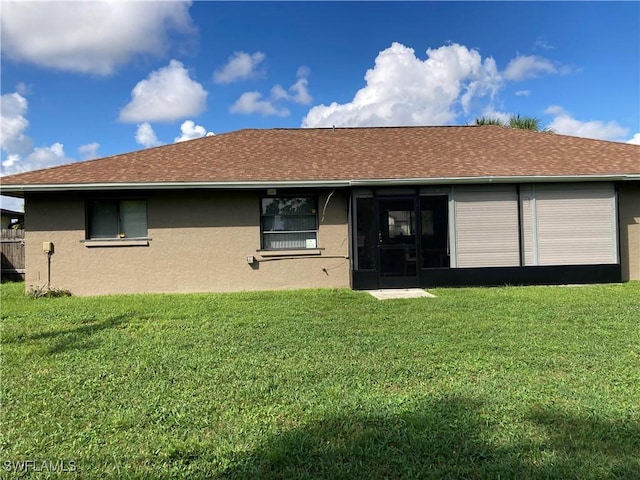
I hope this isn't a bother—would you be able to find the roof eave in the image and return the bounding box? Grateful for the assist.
[0,180,351,196]
[2,174,639,197]
[350,174,640,186]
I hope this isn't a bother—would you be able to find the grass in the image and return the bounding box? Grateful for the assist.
[1,281,639,479]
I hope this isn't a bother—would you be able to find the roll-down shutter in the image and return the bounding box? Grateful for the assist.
[535,183,617,265]
[454,186,520,268]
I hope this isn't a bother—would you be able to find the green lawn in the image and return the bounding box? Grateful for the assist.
[1,281,639,479]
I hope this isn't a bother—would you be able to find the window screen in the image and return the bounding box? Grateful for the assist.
[261,197,318,249]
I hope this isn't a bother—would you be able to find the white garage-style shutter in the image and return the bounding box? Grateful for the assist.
[534,183,617,265]
[454,186,520,268]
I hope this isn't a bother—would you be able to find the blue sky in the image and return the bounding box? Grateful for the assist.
[1,1,639,211]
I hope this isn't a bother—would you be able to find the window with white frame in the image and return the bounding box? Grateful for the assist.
[261,197,318,249]
[87,199,147,239]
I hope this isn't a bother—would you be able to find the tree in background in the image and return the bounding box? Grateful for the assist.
[474,114,555,132]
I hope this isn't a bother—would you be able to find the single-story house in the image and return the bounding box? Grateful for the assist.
[1,208,25,229]
[1,126,638,296]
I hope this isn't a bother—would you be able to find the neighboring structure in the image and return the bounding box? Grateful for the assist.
[0,209,25,282]
[1,208,24,229]
[1,126,638,296]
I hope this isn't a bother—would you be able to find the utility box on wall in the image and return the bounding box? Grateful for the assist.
[42,241,54,254]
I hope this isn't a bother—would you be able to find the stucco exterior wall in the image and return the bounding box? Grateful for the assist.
[24,190,350,296]
[618,182,640,281]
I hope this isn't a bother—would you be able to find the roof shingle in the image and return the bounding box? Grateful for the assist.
[2,126,639,187]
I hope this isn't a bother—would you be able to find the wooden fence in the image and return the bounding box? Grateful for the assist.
[1,229,25,282]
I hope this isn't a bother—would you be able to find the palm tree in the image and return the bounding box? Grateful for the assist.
[474,114,554,132]
[474,116,505,127]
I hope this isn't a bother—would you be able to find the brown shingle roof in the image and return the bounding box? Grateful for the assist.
[2,126,639,188]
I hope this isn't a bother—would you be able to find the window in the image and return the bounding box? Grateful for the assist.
[261,197,318,249]
[87,199,147,239]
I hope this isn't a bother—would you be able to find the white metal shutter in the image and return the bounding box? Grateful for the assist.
[535,183,616,265]
[454,186,520,268]
[520,184,535,266]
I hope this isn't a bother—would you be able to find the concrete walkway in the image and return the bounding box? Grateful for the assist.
[366,288,436,300]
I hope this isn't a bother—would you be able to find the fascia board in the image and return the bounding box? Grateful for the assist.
[1,174,639,196]
[0,180,351,195]
[349,174,640,186]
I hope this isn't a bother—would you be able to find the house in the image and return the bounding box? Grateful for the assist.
[1,126,638,296]
[1,208,24,229]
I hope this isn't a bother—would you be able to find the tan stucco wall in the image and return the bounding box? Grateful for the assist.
[24,190,350,296]
[618,182,640,281]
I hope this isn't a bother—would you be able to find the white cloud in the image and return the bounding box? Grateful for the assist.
[16,82,32,96]
[545,106,629,141]
[135,123,161,148]
[174,120,214,142]
[1,92,33,157]
[503,55,558,81]
[1,91,77,176]
[119,60,208,123]
[1,155,21,170]
[271,67,312,105]
[478,107,511,124]
[25,143,69,169]
[626,133,640,145]
[0,1,194,75]
[303,42,500,128]
[229,66,313,117]
[270,85,289,101]
[534,37,555,51]
[2,142,73,176]
[213,51,266,84]
[230,92,290,117]
[515,90,531,97]
[78,142,100,159]
[291,66,312,104]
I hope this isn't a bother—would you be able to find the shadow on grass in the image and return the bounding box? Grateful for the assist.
[524,408,640,479]
[217,396,640,480]
[11,314,130,355]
